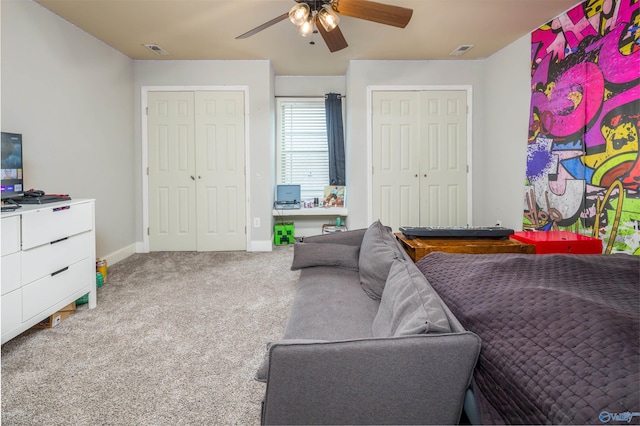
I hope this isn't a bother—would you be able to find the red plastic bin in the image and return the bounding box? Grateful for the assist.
[510,231,602,254]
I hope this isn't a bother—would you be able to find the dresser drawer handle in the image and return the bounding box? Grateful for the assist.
[51,267,69,277]
[50,237,68,245]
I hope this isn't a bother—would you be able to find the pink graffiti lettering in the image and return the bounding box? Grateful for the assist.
[531,0,638,67]
[530,62,605,138]
[558,9,598,48]
[597,23,640,84]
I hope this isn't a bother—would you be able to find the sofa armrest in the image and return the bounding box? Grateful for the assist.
[302,228,366,246]
[261,332,481,425]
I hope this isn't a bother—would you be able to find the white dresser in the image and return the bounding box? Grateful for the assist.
[1,199,96,344]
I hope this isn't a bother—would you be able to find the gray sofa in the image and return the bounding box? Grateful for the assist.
[258,221,481,425]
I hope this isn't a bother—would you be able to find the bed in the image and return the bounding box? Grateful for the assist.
[415,252,640,425]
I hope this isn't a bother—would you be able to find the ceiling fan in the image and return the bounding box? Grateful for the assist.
[236,0,413,53]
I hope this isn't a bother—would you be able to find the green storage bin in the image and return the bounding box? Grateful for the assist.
[274,222,295,245]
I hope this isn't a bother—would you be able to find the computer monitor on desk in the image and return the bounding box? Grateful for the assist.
[275,184,301,209]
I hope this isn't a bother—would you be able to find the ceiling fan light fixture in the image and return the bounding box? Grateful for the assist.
[317,5,339,32]
[289,3,310,26]
[298,16,315,37]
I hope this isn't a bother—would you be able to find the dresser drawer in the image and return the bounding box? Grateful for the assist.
[21,202,93,250]
[22,258,91,321]
[1,288,22,337]
[1,251,21,296]
[1,216,21,255]
[22,231,91,285]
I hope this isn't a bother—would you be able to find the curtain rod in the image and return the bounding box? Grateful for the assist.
[275,95,346,99]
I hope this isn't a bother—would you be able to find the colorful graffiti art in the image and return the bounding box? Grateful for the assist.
[525,0,640,254]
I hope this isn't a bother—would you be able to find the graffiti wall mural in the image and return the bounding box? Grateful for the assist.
[526,0,640,254]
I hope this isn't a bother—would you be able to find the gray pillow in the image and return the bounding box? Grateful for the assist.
[372,258,452,337]
[358,220,402,300]
[302,228,366,246]
[290,243,360,271]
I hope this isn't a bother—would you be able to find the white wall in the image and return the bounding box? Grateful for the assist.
[345,60,486,230]
[132,60,274,251]
[481,35,531,230]
[1,0,136,262]
[275,75,345,97]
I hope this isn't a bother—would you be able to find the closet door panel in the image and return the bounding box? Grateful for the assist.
[372,91,421,230]
[148,91,197,251]
[195,91,246,251]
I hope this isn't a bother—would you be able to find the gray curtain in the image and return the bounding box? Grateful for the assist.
[325,93,345,186]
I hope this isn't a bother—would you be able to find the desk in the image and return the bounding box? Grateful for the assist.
[273,207,347,238]
[272,207,348,217]
[395,233,535,262]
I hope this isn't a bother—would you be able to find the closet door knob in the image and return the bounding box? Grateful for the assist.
[190,176,195,181]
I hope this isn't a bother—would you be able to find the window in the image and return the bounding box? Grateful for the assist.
[277,98,329,200]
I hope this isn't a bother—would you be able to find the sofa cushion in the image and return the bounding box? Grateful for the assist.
[358,220,402,300]
[283,267,380,341]
[291,243,360,271]
[372,259,452,337]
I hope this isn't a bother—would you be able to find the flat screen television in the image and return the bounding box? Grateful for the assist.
[1,132,24,200]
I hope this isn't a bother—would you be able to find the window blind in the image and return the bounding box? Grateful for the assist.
[277,99,329,200]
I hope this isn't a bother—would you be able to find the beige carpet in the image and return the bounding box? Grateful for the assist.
[1,247,298,425]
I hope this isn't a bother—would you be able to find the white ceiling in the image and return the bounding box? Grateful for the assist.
[34,0,581,75]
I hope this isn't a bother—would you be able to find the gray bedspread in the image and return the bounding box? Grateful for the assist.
[416,252,640,425]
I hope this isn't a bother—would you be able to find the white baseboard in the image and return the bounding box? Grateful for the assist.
[249,240,273,252]
[100,243,137,266]
[120,241,273,254]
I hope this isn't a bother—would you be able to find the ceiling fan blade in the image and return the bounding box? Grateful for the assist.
[334,0,413,28]
[317,23,348,53]
[236,13,289,39]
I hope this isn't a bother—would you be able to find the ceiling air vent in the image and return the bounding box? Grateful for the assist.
[450,45,474,57]
[143,44,169,56]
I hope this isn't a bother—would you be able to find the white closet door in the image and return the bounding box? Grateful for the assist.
[147,90,246,252]
[148,91,197,251]
[419,90,468,226]
[371,90,468,231]
[195,91,246,251]
[372,91,421,229]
